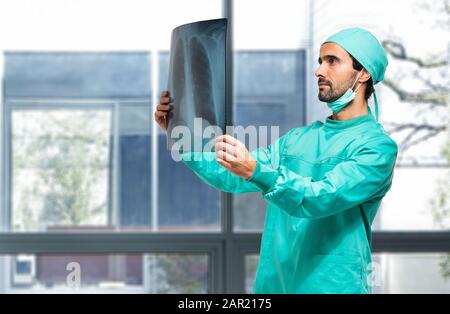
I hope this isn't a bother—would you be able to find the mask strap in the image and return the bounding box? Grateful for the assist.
[352,70,364,93]
[354,70,378,122]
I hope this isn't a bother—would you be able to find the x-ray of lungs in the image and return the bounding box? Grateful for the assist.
[166,18,227,153]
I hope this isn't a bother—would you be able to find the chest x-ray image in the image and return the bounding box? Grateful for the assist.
[166,18,227,153]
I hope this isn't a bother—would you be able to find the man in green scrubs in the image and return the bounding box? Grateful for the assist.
[155,28,398,293]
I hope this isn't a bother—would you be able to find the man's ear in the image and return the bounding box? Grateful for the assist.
[359,69,371,83]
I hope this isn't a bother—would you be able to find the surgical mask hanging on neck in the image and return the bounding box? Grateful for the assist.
[326,71,364,113]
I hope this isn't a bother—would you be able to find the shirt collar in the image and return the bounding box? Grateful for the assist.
[323,112,375,130]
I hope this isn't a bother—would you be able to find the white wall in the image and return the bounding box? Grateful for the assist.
[0,0,222,51]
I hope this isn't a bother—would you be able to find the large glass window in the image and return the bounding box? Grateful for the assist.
[4,52,154,232]
[372,253,450,294]
[2,253,208,293]
[375,167,450,230]
[12,109,111,231]
[4,52,222,232]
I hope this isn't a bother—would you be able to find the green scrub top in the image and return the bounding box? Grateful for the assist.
[180,111,398,294]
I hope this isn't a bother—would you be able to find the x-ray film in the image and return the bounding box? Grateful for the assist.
[166,18,227,153]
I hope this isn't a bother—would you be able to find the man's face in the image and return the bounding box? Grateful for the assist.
[315,42,359,102]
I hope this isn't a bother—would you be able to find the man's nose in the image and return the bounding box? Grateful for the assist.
[315,64,325,78]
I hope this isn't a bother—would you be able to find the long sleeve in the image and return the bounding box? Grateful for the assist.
[247,137,398,219]
[179,129,293,194]
[180,151,260,193]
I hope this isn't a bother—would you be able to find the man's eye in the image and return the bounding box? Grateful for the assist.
[329,58,335,64]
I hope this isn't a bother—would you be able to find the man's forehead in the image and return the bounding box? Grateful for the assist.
[319,42,350,59]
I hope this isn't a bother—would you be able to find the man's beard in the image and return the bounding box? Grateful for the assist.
[318,73,357,102]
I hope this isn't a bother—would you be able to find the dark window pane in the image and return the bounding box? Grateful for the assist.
[233,51,306,231]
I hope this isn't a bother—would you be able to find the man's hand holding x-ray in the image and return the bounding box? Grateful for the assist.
[155,90,256,180]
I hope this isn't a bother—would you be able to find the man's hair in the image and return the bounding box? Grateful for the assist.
[349,54,374,101]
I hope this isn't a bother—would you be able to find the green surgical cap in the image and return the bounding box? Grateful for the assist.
[323,27,388,84]
[323,27,388,120]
